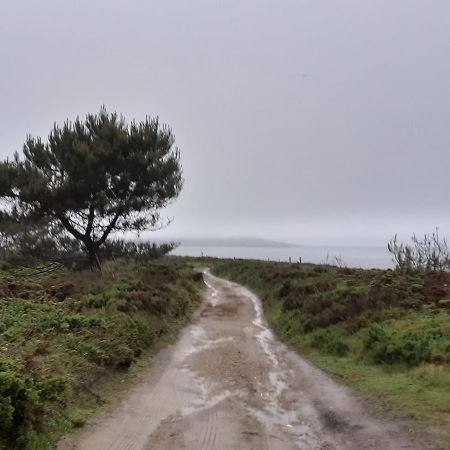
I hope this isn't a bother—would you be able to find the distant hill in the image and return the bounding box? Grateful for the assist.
[176,237,301,248]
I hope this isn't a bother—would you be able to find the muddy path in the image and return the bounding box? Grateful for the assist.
[59,271,421,450]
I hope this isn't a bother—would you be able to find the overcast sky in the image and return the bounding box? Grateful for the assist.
[1,0,449,245]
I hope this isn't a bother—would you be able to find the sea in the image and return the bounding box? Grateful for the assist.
[170,245,394,270]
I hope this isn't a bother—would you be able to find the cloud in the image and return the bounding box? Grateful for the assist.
[1,0,449,244]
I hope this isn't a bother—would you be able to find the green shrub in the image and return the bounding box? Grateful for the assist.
[192,272,203,282]
[83,293,106,308]
[106,298,134,313]
[278,281,291,297]
[0,371,44,446]
[64,314,101,330]
[308,329,350,357]
[363,324,440,366]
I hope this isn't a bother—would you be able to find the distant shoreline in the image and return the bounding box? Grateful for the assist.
[173,237,302,249]
[170,243,393,270]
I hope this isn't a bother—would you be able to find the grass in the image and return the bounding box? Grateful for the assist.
[209,258,450,449]
[0,257,203,449]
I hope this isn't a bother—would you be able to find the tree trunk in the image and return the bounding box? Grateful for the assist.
[87,244,101,271]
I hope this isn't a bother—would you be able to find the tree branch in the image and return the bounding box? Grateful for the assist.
[56,213,86,243]
[85,203,95,238]
[95,210,122,247]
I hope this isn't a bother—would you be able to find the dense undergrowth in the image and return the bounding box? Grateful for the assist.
[0,258,203,449]
[211,259,450,447]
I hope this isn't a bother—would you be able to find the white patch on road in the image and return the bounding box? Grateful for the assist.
[203,274,219,306]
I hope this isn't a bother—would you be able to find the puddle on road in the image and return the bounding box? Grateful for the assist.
[178,323,236,360]
[180,380,244,416]
[227,282,323,446]
[182,335,236,359]
[238,286,288,400]
[204,277,219,306]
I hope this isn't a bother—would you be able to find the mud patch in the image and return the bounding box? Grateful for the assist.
[319,408,351,432]
[212,303,238,318]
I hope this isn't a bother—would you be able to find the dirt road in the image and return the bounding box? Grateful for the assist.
[59,271,421,450]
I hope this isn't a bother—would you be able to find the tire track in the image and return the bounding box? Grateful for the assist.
[108,370,176,450]
[202,411,218,450]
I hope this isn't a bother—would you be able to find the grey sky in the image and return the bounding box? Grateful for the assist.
[1,0,449,245]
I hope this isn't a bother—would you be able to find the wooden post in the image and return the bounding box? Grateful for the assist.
[299,257,302,264]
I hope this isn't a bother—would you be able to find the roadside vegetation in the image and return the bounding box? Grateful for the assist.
[210,253,450,448]
[0,257,203,449]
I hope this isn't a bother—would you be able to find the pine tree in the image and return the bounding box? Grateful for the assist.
[0,108,183,269]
